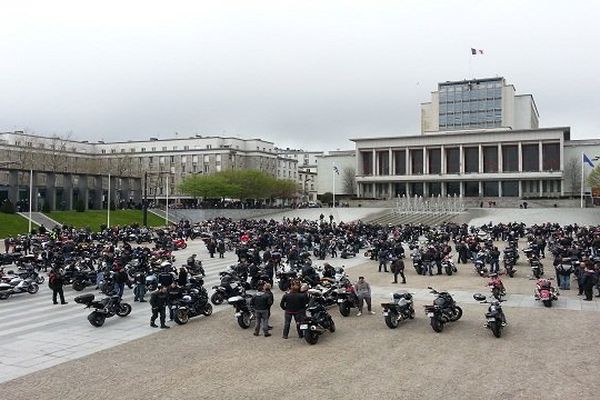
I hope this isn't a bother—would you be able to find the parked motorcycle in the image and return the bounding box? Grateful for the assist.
[534,278,559,307]
[277,269,298,292]
[473,251,489,277]
[171,287,213,325]
[74,293,132,327]
[473,293,507,338]
[335,282,359,317]
[211,271,248,305]
[488,274,506,301]
[300,289,336,345]
[0,272,39,300]
[423,286,462,332]
[524,249,544,278]
[227,294,254,329]
[442,257,457,276]
[381,292,415,329]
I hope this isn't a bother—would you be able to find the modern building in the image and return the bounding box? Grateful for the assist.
[316,150,356,196]
[353,77,599,203]
[420,77,539,134]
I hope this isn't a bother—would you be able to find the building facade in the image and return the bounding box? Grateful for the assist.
[316,150,356,196]
[275,148,323,174]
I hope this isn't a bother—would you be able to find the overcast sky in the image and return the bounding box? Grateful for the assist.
[1,1,598,150]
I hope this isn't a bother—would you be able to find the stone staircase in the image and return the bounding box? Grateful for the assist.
[363,209,463,226]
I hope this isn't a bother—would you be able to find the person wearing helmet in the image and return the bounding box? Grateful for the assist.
[150,285,169,329]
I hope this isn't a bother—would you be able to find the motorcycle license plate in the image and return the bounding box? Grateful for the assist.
[427,313,434,317]
[382,312,389,316]
[299,324,308,330]
[487,318,496,322]
[337,299,344,303]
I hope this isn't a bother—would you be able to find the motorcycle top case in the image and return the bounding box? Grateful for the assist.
[74,293,95,304]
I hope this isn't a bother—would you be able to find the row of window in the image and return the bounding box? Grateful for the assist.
[361,144,561,176]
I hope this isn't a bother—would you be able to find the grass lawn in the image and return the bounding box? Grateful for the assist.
[45,210,164,230]
[0,213,32,238]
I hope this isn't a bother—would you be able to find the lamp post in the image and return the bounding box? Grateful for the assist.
[143,170,170,227]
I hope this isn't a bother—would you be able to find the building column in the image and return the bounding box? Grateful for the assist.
[498,181,503,198]
[539,179,543,197]
[423,147,428,175]
[388,148,393,176]
[357,182,361,198]
[423,181,429,197]
[478,181,483,197]
[498,144,503,172]
[478,144,483,173]
[538,141,543,171]
[518,181,523,197]
[79,175,89,210]
[388,182,393,199]
[518,142,523,172]
[372,149,376,176]
[356,150,363,175]
[405,148,410,174]
[459,181,464,197]
[31,172,40,212]
[440,146,446,174]
[459,145,464,174]
[441,181,447,196]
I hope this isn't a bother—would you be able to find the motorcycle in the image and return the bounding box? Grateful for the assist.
[473,293,507,338]
[172,238,187,250]
[503,254,517,278]
[227,294,254,329]
[171,287,213,325]
[0,273,39,300]
[473,251,489,277]
[211,271,248,305]
[524,249,544,278]
[277,269,298,292]
[74,293,132,327]
[534,278,559,307]
[72,268,97,291]
[335,283,359,317]
[411,250,423,275]
[488,274,506,301]
[423,286,463,333]
[300,289,336,345]
[442,258,457,276]
[381,292,415,329]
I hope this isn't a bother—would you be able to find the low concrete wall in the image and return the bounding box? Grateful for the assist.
[161,208,290,223]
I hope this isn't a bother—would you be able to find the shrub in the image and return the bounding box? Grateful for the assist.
[0,199,15,214]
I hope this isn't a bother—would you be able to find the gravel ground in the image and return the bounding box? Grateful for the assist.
[2,257,600,400]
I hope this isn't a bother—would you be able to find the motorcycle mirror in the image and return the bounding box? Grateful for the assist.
[473,293,486,301]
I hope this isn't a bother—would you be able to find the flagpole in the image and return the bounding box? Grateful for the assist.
[332,166,336,209]
[580,152,584,208]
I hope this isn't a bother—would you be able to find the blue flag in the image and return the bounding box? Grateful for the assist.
[583,153,595,168]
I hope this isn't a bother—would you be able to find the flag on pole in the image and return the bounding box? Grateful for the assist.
[470,48,484,55]
[333,166,340,175]
[583,153,596,168]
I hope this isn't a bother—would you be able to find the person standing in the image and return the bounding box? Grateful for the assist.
[354,276,375,316]
[217,240,225,258]
[49,268,68,305]
[378,249,389,273]
[582,264,597,301]
[178,266,188,287]
[391,257,406,284]
[167,282,183,321]
[280,280,308,339]
[150,285,170,328]
[133,270,147,302]
[489,247,500,274]
[251,282,273,337]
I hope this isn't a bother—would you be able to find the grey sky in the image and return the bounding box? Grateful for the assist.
[1,1,598,150]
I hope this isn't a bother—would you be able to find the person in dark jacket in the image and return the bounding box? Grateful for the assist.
[150,285,169,328]
[178,267,188,287]
[251,282,273,337]
[217,240,225,258]
[114,267,130,299]
[391,257,406,284]
[280,280,309,339]
[133,271,147,302]
[49,268,68,305]
[582,264,597,301]
[167,282,183,320]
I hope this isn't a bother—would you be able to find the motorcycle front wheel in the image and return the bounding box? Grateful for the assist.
[210,292,224,305]
[542,299,552,308]
[72,281,85,291]
[0,292,10,300]
[175,309,189,325]
[430,317,444,333]
[202,303,213,316]
[28,283,39,294]
[385,312,399,329]
[328,317,336,333]
[338,302,351,317]
[116,303,132,317]
[490,320,502,338]
[237,312,252,329]
[445,268,453,276]
[36,276,45,284]
[304,330,319,345]
[88,312,106,327]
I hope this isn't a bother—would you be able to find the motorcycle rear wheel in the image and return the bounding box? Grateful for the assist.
[116,303,132,317]
[430,317,444,333]
[450,306,463,321]
[237,312,251,329]
[304,330,319,345]
[28,284,39,294]
[36,276,45,284]
[72,281,85,291]
[328,318,336,333]
[542,299,552,308]
[202,304,213,316]
[88,312,106,327]
[385,312,399,329]
[210,292,224,306]
[338,302,351,317]
[446,268,453,276]
[175,309,189,325]
[490,320,502,338]
[0,292,10,300]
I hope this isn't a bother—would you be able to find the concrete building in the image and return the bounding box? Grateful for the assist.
[420,77,539,134]
[298,170,318,202]
[275,148,323,173]
[316,150,356,196]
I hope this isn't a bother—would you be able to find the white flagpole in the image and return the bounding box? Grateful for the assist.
[165,174,169,226]
[28,169,33,233]
[107,173,111,228]
[580,152,584,208]
[332,166,336,209]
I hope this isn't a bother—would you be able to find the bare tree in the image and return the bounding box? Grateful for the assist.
[342,167,356,195]
[563,157,581,196]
